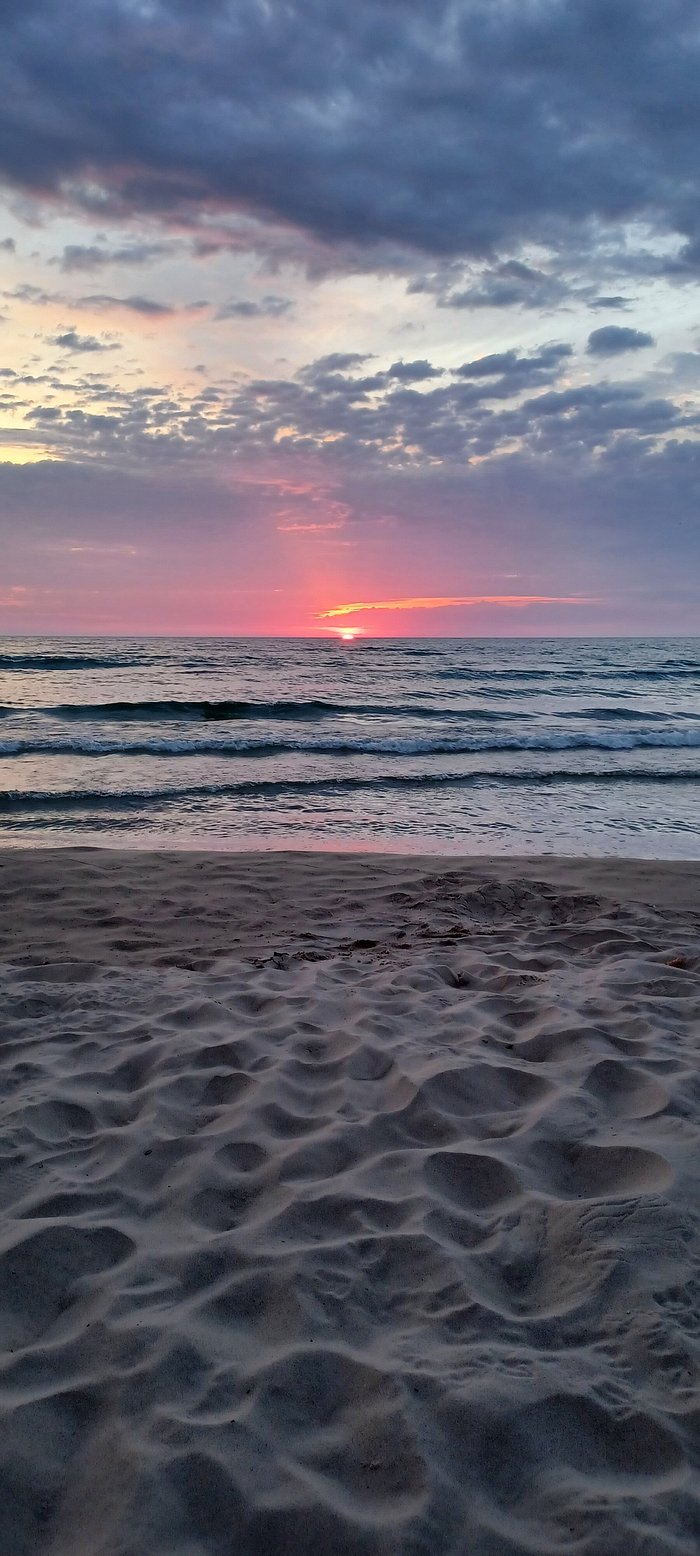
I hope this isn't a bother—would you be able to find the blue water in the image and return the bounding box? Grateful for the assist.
[0,636,698,855]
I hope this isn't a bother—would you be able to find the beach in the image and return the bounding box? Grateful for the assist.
[3,0,700,1545]
[1,847,699,1553]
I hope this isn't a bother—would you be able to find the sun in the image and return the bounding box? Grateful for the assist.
[328,625,365,642]
[318,623,366,642]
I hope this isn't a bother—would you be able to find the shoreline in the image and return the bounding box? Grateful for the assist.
[2,827,700,864]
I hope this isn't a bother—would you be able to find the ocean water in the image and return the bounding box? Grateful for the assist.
[0,636,698,856]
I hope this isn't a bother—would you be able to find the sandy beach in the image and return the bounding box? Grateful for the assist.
[1,847,699,1555]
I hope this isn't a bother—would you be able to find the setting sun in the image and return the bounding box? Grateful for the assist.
[325,625,365,641]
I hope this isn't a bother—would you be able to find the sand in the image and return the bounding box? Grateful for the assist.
[0,848,699,1555]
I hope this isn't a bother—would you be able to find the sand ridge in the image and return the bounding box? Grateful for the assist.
[0,850,699,1553]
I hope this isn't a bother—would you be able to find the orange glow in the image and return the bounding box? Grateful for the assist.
[317,594,597,619]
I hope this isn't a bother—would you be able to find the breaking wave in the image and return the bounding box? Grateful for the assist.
[2,727,700,758]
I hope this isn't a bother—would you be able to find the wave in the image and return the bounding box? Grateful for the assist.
[437,668,565,682]
[1,765,698,816]
[0,653,141,671]
[605,667,699,681]
[31,697,518,725]
[2,727,700,758]
[22,697,696,725]
[437,666,699,683]
[559,705,700,722]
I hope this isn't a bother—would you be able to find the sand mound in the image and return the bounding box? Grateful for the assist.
[0,850,699,1554]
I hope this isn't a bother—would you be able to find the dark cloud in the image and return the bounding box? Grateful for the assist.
[660,350,700,386]
[5,282,201,316]
[438,261,571,311]
[587,325,656,355]
[78,293,207,316]
[512,384,680,444]
[0,0,699,272]
[0,236,15,252]
[590,295,631,310]
[387,360,440,382]
[49,329,120,353]
[216,295,292,319]
[4,283,55,305]
[81,293,175,316]
[57,242,172,272]
[297,353,373,383]
[455,345,573,395]
[457,344,572,378]
[21,332,690,473]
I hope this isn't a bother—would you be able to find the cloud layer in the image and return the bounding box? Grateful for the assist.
[0,0,699,632]
[1,0,699,272]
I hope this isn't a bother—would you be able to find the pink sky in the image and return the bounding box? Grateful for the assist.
[1,1,699,637]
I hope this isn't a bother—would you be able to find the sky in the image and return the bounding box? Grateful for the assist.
[0,0,699,638]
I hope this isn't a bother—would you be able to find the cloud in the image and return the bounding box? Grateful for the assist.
[216,295,292,319]
[459,345,572,377]
[455,344,573,395]
[76,292,207,317]
[57,242,171,272]
[0,237,15,253]
[299,353,372,377]
[80,293,176,316]
[49,329,120,353]
[5,281,201,317]
[2,426,699,633]
[317,594,595,618]
[590,295,631,311]
[660,350,700,386]
[61,541,141,557]
[4,283,55,305]
[387,360,440,383]
[278,521,344,532]
[0,0,699,277]
[436,261,571,312]
[587,325,656,356]
[13,328,689,472]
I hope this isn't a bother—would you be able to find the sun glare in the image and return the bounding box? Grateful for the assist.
[327,626,365,642]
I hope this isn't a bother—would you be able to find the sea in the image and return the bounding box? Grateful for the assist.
[0,636,698,857]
